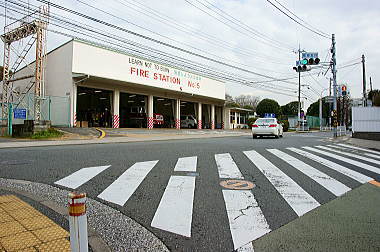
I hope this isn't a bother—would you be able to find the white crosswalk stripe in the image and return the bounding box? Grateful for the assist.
[328,144,380,160]
[97,160,158,206]
[216,153,270,250]
[268,149,351,196]
[303,147,380,175]
[223,190,269,251]
[215,153,244,179]
[151,176,196,237]
[287,147,372,183]
[52,144,378,249]
[316,145,380,166]
[243,150,320,216]
[174,156,197,172]
[337,143,380,155]
[54,165,111,189]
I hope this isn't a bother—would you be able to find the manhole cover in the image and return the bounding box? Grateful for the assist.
[220,180,255,190]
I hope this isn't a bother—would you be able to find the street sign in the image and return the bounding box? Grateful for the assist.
[13,108,26,119]
[324,96,335,103]
[264,113,276,118]
[301,52,318,59]
[296,59,308,66]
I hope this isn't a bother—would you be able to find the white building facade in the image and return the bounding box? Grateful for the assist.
[15,40,227,129]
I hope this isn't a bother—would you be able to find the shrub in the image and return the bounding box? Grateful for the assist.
[280,120,289,132]
[31,128,64,139]
[247,117,258,129]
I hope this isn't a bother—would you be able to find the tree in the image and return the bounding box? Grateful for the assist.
[256,99,281,117]
[307,98,329,117]
[368,89,380,106]
[234,95,260,110]
[225,93,240,107]
[281,101,299,116]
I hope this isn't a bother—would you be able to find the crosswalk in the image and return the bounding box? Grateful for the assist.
[53,143,380,251]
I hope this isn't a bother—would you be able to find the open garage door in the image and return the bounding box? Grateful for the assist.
[154,97,174,128]
[76,87,112,127]
[120,93,148,128]
[180,101,197,129]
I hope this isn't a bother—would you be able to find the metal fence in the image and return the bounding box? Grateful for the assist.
[3,94,70,127]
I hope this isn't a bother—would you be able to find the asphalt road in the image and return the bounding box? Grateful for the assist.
[0,132,379,251]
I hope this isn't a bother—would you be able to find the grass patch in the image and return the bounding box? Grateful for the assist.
[31,128,64,139]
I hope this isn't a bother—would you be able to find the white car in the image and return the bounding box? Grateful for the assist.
[180,115,197,128]
[251,118,283,138]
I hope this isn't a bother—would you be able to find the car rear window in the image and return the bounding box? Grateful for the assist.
[256,118,276,124]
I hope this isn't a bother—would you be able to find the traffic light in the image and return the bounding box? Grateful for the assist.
[293,65,308,72]
[342,85,347,96]
[301,52,320,65]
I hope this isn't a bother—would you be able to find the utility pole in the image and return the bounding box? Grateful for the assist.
[362,54,367,107]
[298,45,301,126]
[331,34,338,137]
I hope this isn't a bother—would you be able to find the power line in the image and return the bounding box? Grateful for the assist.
[273,0,329,37]
[2,4,301,97]
[188,0,295,51]
[265,0,330,39]
[35,0,301,85]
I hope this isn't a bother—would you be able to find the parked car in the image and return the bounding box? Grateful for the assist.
[180,115,197,128]
[251,117,283,138]
[128,106,164,128]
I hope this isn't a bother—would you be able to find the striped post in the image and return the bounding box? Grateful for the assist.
[68,192,88,252]
[112,114,120,128]
[73,112,77,127]
[221,121,224,129]
[175,119,180,129]
[211,120,215,130]
[197,120,202,129]
[147,117,154,129]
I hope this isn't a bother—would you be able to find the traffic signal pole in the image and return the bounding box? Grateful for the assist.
[362,54,367,107]
[331,34,338,137]
[298,47,301,125]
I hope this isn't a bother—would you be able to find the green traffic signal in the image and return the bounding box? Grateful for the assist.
[301,59,308,65]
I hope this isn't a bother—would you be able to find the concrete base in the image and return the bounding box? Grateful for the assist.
[12,120,51,136]
[352,132,380,141]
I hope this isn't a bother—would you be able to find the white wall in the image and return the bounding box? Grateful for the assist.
[71,41,225,101]
[352,107,380,132]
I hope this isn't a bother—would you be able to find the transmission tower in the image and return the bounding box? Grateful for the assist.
[1,5,49,135]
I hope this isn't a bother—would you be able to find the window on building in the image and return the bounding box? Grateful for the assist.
[240,113,247,124]
[230,111,235,123]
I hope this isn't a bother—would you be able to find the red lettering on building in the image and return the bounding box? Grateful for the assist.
[188,81,200,89]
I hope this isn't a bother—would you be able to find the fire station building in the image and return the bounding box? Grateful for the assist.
[15,40,227,129]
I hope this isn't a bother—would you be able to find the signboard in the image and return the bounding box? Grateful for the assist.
[301,52,318,59]
[72,41,225,100]
[264,113,276,118]
[13,108,27,119]
[324,96,335,103]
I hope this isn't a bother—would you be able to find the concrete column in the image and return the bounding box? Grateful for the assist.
[147,95,154,129]
[234,111,238,129]
[112,89,120,128]
[211,104,215,130]
[71,83,77,127]
[197,102,202,129]
[221,107,225,129]
[175,99,181,129]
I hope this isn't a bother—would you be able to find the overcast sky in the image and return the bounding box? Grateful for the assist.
[2,0,379,108]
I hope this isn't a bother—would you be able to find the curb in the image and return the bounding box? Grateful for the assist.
[0,185,111,252]
[0,178,169,251]
[95,128,106,139]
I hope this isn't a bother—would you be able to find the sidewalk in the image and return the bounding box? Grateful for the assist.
[0,128,251,149]
[339,136,380,151]
[0,194,70,251]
